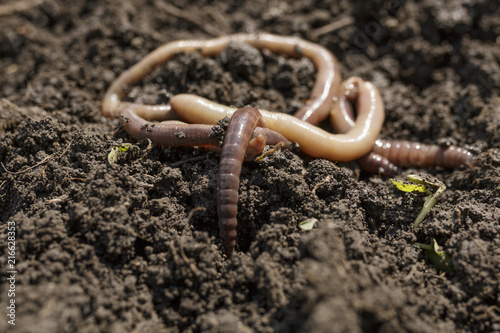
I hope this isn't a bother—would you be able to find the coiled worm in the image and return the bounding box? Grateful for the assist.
[330,77,475,174]
[101,33,343,257]
[102,32,341,125]
[169,93,384,161]
[103,32,474,258]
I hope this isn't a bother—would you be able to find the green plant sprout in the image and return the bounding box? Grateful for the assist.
[391,174,446,230]
[107,143,132,165]
[415,238,454,273]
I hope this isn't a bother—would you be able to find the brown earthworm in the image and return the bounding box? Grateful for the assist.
[120,106,219,147]
[102,32,341,125]
[357,152,401,176]
[217,106,269,257]
[331,77,475,173]
[330,77,402,175]
[120,104,290,258]
[103,30,476,261]
[169,93,385,161]
[119,105,291,155]
[372,139,475,169]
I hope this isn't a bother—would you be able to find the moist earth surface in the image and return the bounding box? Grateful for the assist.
[0,0,499,332]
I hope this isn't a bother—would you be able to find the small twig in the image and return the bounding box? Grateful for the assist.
[135,181,154,189]
[153,0,223,37]
[312,175,331,197]
[1,156,51,175]
[403,262,419,281]
[254,141,286,162]
[309,16,355,39]
[178,237,201,277]
[168,241,182,266]
[138,139,154,161]
[55,177,86,191]
[1,139,75,175]
[177,207,207,277]
[186,207,207,222]
[1,98,24,113]
[0,180,6,201]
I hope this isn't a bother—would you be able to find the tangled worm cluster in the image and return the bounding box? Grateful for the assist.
[329,76,475,175]
[102,33,475,257]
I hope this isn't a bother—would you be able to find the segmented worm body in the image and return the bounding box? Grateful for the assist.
[120,106,219,147]
[170,93,384,161]
[101,33,343,257]
[102,32,341,125]
[218,107,268,257]
[119,106,290,154]
[103,33,475,258]
[330,77,475,174]
[372,139,475,169]
[357,152,401,176]
[120,102,289,258]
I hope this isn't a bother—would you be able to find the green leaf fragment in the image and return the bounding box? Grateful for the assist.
[118,144,132,152]
[299,218,318,231]
[390,179,428,193]
[416,238,454,273]
[108,143,132,165]
[391,174,446,230]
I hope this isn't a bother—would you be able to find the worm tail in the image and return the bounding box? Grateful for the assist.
[373,139,475,169]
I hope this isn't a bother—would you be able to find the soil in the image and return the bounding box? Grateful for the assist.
[0,0,499,332]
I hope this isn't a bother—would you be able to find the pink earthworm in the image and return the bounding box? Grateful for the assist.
[371,140,475,169]
[169,93,384,161]
[120,106,219,147]
[217,106,270,257]
[330,77,475,173]
[119,106,291,155]
[102,32,341,125]
[120,105,290,258]
[102,33,383,257]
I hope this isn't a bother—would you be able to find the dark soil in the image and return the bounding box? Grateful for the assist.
[1,0,499,332]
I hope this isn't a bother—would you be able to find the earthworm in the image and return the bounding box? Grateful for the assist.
[372,139,475,169]
[169,93,385,162]
[102,32,341,125]
[103,31,479,262]
[217,106,268,257]
[330,77,401,175]
[121,103,179,121]
[331,77,475,173]
[120,106,219,147]
[119,105,291,155]
[120,103,290,258]
[356,152,402,176]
